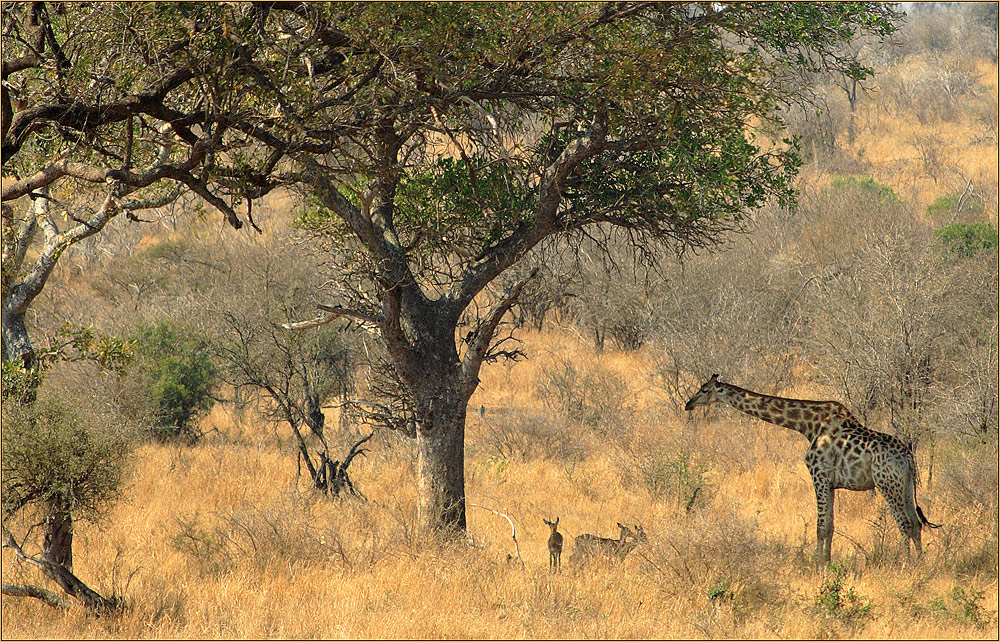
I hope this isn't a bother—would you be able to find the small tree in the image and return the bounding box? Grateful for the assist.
[2,394,131,612]
[131,321,218,442]
[208,252,369,496]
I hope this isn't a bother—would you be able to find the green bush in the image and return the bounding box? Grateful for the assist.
[132,321,218,442]
[640,447,709,509]
[934,222,999,257]
[926,193,985,221]
[830,175,901,204]
[1,358,44,406]
[815,565,874,623]
[1,395,133,523]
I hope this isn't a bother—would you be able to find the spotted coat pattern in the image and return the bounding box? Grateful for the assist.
[685,374,940,564]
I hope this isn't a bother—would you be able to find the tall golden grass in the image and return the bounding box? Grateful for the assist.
[2,329,996,639]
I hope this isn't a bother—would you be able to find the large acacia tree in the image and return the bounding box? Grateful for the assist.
[3,2,899,532]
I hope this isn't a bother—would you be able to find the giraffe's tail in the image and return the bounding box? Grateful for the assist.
[916,504,942,529]
[909,456,942,529]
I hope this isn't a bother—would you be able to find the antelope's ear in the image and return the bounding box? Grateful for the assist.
[617,522,625,528]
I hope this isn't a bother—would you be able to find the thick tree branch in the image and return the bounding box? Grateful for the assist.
[2,582,73,609]
[2,531,117,613]
[460,267,538,393]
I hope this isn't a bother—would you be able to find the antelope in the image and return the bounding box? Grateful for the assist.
[543,517,563,572]
[570,522,647,564]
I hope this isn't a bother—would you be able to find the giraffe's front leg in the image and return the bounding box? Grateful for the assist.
[812,474,835,566]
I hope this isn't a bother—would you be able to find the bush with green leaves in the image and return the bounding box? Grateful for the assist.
[131,321,218,442]
[934,222,999,257]
[926,193,986,223]
[640,447,710,510]
[830,175,901,204]
[1,395,133,525]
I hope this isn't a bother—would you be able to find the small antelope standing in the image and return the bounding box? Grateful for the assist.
[570,522,647,564]
[543,517,563,572]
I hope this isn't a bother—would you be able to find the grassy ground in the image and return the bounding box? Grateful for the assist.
[2,329,996,639]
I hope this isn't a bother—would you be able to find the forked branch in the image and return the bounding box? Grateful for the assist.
[467,503,525,571]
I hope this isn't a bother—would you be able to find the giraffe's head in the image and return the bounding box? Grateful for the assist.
[684,374,723,411]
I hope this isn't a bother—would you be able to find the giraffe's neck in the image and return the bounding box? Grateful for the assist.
[716,382,836,440]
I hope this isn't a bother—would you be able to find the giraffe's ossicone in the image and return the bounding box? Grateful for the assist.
[685,374,941,565]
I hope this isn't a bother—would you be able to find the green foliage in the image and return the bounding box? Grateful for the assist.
[1,358,44,406]
[1,395,132,523]
[816,565,874,623]
[926,193,985,221]
[951,587,989,628]
[830,175,901,204]
[1,324,132,405]
[132,321,217,442]
[934,222,999,257]
[54,322,134,376]
[395,156,535,251]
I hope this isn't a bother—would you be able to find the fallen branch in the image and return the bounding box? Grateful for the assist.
[1,582,72,609]
[2,531,118,614]
[467,503,525,571]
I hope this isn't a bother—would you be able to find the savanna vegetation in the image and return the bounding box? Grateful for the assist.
[1,2,997,639]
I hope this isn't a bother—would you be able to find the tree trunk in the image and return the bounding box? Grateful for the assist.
[415,394,468,533]
[1,306,34,368]
[42,505,73,570]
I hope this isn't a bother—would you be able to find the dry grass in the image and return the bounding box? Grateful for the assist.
[2,329,996,639]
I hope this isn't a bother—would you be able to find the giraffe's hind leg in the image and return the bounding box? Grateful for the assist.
[875,467,921,560]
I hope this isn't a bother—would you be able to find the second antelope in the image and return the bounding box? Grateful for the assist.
[543,517,563,572]
[570,522,647,565]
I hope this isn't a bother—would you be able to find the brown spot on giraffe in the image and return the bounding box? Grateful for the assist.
[684,374,941,565]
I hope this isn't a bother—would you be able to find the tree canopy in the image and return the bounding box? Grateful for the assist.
[2,1,901,531]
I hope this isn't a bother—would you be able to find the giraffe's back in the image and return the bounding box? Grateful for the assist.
[812,420,913,491]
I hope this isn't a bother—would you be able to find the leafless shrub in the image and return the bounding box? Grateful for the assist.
[538,358,635,436]
[169,495,391,576]
[651,208,804,406]
[646,510,789,613]
[479,408,585,462]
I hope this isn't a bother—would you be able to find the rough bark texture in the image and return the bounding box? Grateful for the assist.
[42,505,73,569]
[416,397,468,533]
[1,307,33,367]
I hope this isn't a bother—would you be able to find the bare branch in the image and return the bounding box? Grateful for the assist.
[461,267,538,392]
[283,303,384,331]
[467,503,525,571]
[1,582,72,609]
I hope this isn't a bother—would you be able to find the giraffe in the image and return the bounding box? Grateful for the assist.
[684,374,940,565]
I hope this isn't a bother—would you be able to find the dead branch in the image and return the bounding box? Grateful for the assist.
[2,531,118,614]
[283,303,383,331]
[467,503,525,571]
[1,582,73,609]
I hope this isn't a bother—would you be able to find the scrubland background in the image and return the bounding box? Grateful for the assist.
[2,4,998,639]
